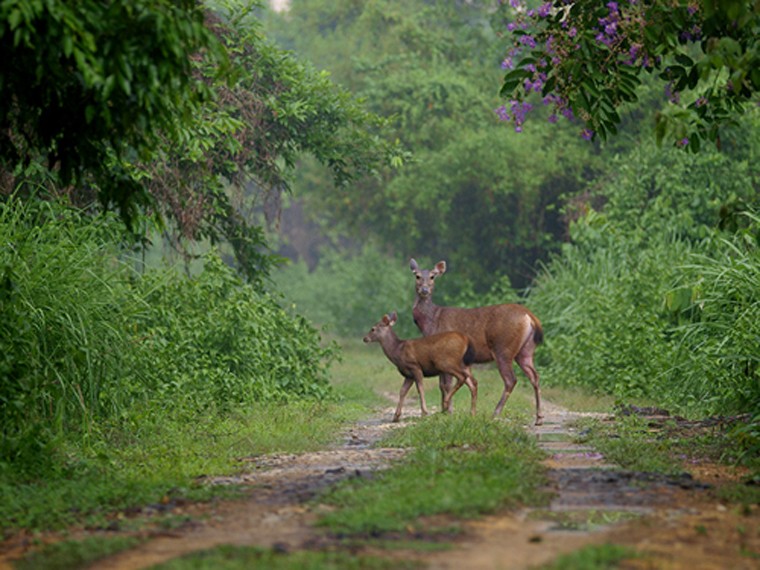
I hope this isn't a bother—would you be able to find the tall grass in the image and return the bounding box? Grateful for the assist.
[528,207,759,421]
[0,199,143,470]
[0,197,337,478]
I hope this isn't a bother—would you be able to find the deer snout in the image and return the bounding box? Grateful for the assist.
[363,335,372,343]
[418,286,431,297]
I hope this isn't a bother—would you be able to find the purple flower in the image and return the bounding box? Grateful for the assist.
[519,34,537,48]
[495,105,510,122]
[695,96,707,107]
[678,137,689,147]
[581,128,594,140]
[548,114,558,123]
[501,58,514,70]
[538,2,552,17]
[665,82,680,104]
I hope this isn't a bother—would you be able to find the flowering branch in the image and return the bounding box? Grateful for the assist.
[496,1,760,151]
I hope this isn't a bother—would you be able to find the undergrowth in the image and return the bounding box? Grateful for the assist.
[316,413,549,536]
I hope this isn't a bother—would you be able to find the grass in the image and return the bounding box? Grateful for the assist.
[151,546,422,569]
[536,544,639,570]
[316,411,549,536]
[13,536,143,570]
[0,398,368,535]
[575,411,760,507]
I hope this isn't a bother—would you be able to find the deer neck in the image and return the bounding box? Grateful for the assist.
[377,329,405,367]
[413,296,441,335]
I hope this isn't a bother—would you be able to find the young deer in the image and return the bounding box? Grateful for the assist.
[410,259,544,425]
[363,311,478,422]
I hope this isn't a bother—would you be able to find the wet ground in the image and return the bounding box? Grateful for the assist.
[1,399,757,569]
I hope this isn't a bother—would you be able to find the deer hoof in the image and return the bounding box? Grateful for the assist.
[535,417,544,426]
[392,415,401,423]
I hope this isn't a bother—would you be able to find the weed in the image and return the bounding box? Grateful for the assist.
[537,543,639,570]
[152,546,421,569]
[14,536,142,570]
[316,412,548,536]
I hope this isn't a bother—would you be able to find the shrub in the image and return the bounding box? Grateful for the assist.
[0,198,336,472]
[129,253,336,409]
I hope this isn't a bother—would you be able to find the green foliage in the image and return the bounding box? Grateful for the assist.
[153,546,420,570]
[0,399,357,533]
[528,143,759,416]
[271,245,418,339]
[132,252,336,407]
[139,0,407,282]
[0,199,336,479]
[537,544,638,570]
[498,1,760,148]
[317,414,548,535]
[0,198,144,471]
[14,536,142,570]
[0,0,222,216]
[268,0,593,291]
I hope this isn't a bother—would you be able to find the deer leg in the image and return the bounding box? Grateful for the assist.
[393,377,414,422]
[413,370,429,417]
[493,353,518,418]
[465,368,478,416]
[442,373,466,412]
[439,373,454,412]
[516,351,543,426]
[443,370,478,416]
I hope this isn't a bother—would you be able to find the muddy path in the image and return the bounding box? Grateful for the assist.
[2,397,757,569]
[420,401,756,570]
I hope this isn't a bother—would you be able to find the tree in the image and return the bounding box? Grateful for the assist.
[140,2,405,283]
[0,0,404,283]
[269,0,597,291]
[497,1,760,151]
[0,0,223,219]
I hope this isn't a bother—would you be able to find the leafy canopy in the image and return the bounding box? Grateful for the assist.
[497,1,760,150]
[0,0,223,217]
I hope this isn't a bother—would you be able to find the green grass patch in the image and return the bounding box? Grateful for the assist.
[316,412,549,536]
[151,546,422,569]
[14,535,142,570]
[575,415,681,474]
[537,543,639,569]
[576,413,760,494]
[0,399,365,535]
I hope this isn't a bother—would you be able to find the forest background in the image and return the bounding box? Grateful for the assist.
[0,0,758,534]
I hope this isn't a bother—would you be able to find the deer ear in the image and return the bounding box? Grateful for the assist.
[388,311,398,326]
[409,258,418,272]
[435,261,447,274]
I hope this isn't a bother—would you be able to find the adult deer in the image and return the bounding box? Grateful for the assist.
[363,311,478,422]
[410,259,544,425]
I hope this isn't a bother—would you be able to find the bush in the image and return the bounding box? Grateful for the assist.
[0,199,142,470]
[130,253,336,409]
[0,198,335,472]
[528,142,759,418]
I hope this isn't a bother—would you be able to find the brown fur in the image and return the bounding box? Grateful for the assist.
[410,259,544,425]
[363,311,478,422]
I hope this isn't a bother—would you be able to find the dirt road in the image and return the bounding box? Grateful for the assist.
[3,398,757,569]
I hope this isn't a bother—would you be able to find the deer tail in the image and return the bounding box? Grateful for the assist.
[463,343,476,366]
[532,317,544,345]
